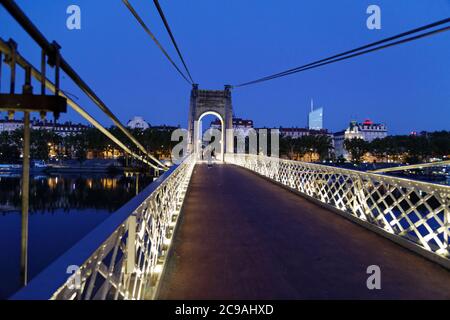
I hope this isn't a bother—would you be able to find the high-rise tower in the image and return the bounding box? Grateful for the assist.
[308,99,323,130]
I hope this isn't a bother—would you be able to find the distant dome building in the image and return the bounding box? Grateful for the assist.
[127,116,150,130]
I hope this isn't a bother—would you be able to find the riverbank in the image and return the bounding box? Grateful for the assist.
[0,159,151,174]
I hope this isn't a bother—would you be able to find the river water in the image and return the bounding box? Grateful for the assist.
[0,172,153,299]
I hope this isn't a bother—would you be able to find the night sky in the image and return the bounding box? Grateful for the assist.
[1,0,449,134]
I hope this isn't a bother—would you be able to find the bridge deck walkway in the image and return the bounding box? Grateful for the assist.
[157,164,450,299]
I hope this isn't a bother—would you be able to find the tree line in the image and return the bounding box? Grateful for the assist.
[0,126,177,163]
[279,131,450,164]
[279,135,333,161]
[344,131,450,163]
[1,127,448,165]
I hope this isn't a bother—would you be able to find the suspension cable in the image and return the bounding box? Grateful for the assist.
[122,0,192,85]
[0,0,167,170]
[152,0,195,84]
[0,38,162,170]
[237,25,450,87]
[234,17,450,88]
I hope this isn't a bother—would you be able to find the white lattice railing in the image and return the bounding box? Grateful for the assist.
[225,154,450,263]
[12,154,196,300]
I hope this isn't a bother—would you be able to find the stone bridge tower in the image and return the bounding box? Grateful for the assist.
[188,84,233,160]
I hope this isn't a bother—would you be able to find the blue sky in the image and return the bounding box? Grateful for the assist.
[1,0,449,134]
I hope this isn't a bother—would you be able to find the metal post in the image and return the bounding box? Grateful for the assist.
[126,215,137,274]
[9,45,16,94]
[444,196,450,257]
[40,50,46,119]
[7,40,17,121]
[54,49,60,96]
[136,174,139,196]
[23,66,32,94]
[20,110,30,286]
[9,40,16,94]
[40,50,46,95]
[20,66,32,287]
[0,52,2,92]
[52,42,61,120]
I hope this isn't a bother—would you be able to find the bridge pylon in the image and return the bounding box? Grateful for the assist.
[187,84,233,161]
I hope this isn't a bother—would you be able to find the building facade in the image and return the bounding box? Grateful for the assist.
[210,117,254,137]
[0,119,22,132]
[279,127,330,139]
[334,119,388,159]
[308,107,323,130]
[0,117,87,136]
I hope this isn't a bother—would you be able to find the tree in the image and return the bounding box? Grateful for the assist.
[312,135,333,161]
[140,128,175,157]
[405,135,431,164]
[64,133,88,163]
[84,127,109,158]
[429,131,450,158]
[280,136,300,160]
[0,132,20,163]
[366,132,450,164]
[279,135,332,161]
[344,138,369,163]
[368,138,386,161]
[30,129,61,161]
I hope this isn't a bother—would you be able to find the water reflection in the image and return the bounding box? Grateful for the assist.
[0,173,153,299]
[0,173,152,214]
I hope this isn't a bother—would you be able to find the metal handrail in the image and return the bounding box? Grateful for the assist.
[369,160,450,173]
[11,154,195,300]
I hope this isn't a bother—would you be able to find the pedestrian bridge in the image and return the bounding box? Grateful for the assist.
[12,154,450,299]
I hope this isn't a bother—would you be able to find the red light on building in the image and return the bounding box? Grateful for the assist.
[363,119,373,125]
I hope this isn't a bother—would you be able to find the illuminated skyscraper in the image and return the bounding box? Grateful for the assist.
[308,99,323,130]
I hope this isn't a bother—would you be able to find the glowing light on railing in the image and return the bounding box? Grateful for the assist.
[164,238,172,246]
[153,264,163,274]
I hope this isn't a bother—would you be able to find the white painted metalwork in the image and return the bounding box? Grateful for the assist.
[225,154,450,260]
[369,160,450,173]
[12,154,195,300]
